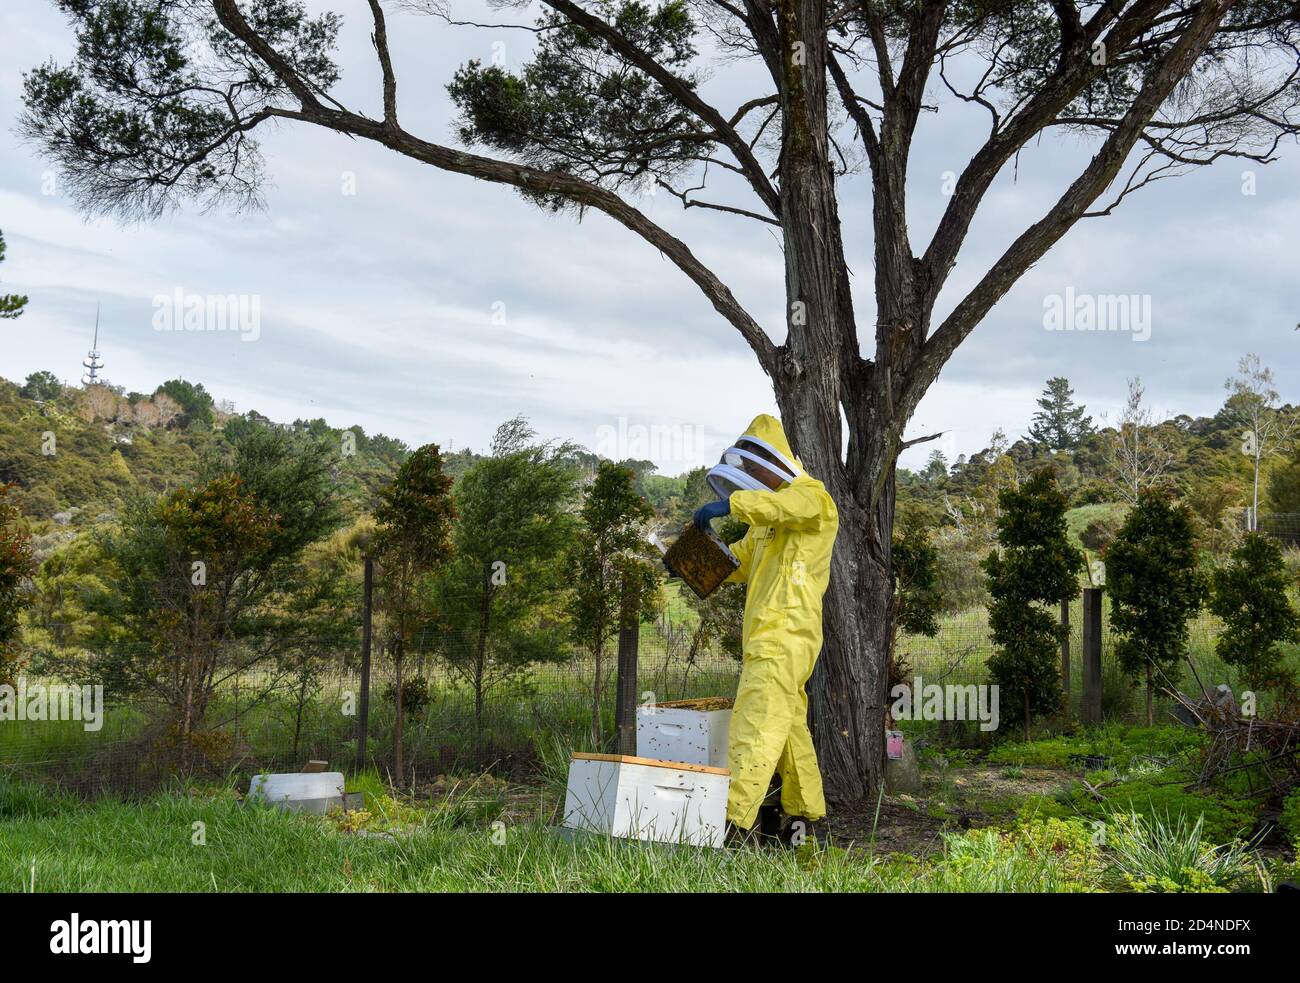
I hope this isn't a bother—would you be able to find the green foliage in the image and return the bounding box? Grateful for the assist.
[21,0,341,219]
[1267,440,1300,512]
[987,725,1205,770]
[382,677,432,720]
[373,443,456,776]
[1107,490,1208,718]
[0,375,409,522]
[374,443,456,572]
[18,371,60,401]
[1208,532,1299,693]
[1032,769,1260,847]
[892,518,942,638]
[1103,810,1258,893]
[447,1,701,203]
[154,378,214,428]
[434,418,579,721]
[568,462,656,746]
[984,469,1082,733]
[76,425,347,747]
[0,485,36,684]
[1281,788,1300,844]
[922,817,1104,893]
[0,231,28,319]
[1026,377,1093,450]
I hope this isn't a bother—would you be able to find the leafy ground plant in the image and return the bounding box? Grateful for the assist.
[1102,810,1261,893]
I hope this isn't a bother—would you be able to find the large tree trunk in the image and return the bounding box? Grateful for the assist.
[771,0,895,806]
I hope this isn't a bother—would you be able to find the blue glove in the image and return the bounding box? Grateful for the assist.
[693,498,730,530]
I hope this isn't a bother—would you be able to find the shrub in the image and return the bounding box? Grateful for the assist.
[1281,788,1300,844]
[987,725,1203,771]
[1208,533,1299,694]
[1103,810,1260,893]
[984,469,1083,737]
[383,677,433,719]
[1107,490,1207,725]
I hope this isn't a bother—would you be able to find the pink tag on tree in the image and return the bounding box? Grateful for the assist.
[886,730,904,760]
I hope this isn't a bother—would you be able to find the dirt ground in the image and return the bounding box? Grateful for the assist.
[825,765,1077,854]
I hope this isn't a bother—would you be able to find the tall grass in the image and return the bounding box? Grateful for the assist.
[0,777,1113,893]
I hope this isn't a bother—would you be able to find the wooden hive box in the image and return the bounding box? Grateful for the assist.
[562,753,730,848]
[637,697,734,769]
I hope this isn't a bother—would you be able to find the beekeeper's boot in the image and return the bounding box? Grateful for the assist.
[756,777,784,840]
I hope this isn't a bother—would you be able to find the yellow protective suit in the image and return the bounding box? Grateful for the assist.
[723,414,838,828]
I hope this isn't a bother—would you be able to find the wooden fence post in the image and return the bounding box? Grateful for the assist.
[356,555,373,772]
[613,574,640,755]
[1081,587,1103,726]
[1060,598,1071,717]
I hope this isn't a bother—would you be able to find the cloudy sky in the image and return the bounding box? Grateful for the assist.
[1,2,1297,476]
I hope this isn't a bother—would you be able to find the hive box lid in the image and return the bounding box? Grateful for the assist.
[570,752,729,777]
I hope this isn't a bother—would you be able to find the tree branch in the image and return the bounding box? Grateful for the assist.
[906,0,1240,425]
[540,0,782,217]
[211,0,778,373]
[368,0,398,127]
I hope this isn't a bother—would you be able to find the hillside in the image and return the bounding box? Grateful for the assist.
[0,373,411,535]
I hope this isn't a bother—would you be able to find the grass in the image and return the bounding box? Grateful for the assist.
[1104,810,1261,893]
[0,776,1121,893]
[2,729,1288,893]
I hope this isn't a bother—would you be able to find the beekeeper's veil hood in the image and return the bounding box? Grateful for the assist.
[707,414,802,499]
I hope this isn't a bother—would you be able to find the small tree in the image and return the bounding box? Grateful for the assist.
[0,484,36,686]
[1106,489,1208,725]
[1106,378,1177,504]
[569,462,655,748]
[1225,354,1296,531]
[984,469,1083,740]
[19,371,62,401]
[890,517,942,691]
[0,231,28,320]
[84,426,342,761]
[373,444,455,783]
[1209,532,1299,696]
[1026,377,1094,450]
[154,378,215,429]
[435,418,577,737]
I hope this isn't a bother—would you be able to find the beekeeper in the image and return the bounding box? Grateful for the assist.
[692,414,838,841]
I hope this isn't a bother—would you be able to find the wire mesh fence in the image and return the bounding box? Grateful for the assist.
[2,596,1287,798]
[0,613,744,798]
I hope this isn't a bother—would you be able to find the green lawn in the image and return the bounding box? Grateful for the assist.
[3,723,1295,894]
[0,779,1103,892]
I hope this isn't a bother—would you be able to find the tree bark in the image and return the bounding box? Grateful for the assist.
[769,0,893,806]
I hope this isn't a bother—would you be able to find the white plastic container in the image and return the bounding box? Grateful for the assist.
[637,700,732,769]
[562,753,729,848]
[247,771,346,813]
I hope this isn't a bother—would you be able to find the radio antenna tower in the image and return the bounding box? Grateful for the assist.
[82,303,104,386]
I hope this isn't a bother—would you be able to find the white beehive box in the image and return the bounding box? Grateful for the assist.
[637,698,732,769]
[562,753,729,848]
[246,772,358,814]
